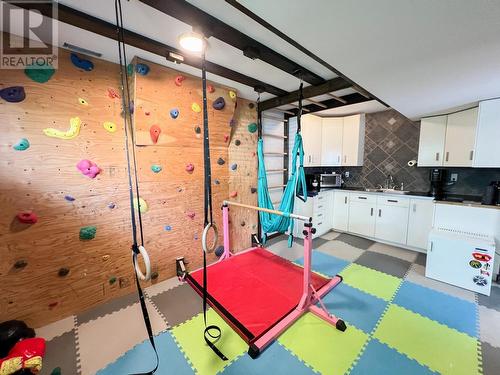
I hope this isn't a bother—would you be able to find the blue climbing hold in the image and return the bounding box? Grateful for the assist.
[70,53,94,71]
[108,202,116,209]
[135,63,150,76]
[0,86,26,103]
[164,225,172,231]
[230,163,238,171]
[64,195,75,202]
[151,165,162,173]
[170,108,179,119]
[213,97,225,110]
[215,245,224,257]
[13,138,30,151]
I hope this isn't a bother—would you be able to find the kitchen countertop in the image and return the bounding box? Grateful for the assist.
[435,200,500,210]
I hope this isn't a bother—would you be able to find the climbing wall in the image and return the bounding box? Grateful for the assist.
[0,41,257,327]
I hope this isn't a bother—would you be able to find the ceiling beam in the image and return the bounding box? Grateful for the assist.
[15,2,287,97]
[290,93,370,116]
[139,0,327,86]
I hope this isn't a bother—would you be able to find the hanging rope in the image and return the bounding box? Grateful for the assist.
[114,0,157,373]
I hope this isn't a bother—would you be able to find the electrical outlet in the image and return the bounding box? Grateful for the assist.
[344,171,350,178]
[450,173,458,182]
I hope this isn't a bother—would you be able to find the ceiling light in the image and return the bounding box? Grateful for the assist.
[178,31,205,53]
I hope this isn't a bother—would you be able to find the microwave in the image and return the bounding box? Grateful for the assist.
[320,173,342,188]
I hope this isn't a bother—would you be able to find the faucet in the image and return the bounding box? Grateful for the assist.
[385,174,395,189]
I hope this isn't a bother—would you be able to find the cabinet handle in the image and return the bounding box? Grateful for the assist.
[470,150,474,160]
[344,196,347,204]
[413,203,417,212]
[430,241,433,252]
[308,155,311,163]
[318,205,323,209]
[337,155,340,163]
[317,213,323,217]
[370,208,374,216]
[445,151,449,162]
[387,199,398,203]
[378,209,382,217]
[318,222,323,225]
[318,196,324,200]
[435,152,439,161]
[358,196,367,200]
[344,155,347,163]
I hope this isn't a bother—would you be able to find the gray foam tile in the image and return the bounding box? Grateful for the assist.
[77,292,138,325]
[414,252,427,266]
[482,342,500,375]
[355,251,411,278]
[335,233,375,250]
[150,283,202,327]
[40,329,78,375]
[478,285,500,312]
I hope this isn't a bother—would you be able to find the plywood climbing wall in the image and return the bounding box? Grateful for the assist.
[0,39,257,327]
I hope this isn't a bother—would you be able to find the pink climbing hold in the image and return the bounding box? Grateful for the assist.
[17,211,37,224]
[150,124,161,144]
[185,163,194,173]
[77,159,101,178]
[186,211,196,219]
[175,75,185,86]
[207,84,215,93]
[230,191,238,198]
[107,88,120,99]
[224,134,229,142]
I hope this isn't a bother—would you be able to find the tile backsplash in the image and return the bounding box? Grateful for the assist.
[306,109,500,197]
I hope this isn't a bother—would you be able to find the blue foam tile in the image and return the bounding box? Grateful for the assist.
[321,283,388,334]
[393,281,478,337]
[295,251,350,277]
[97,331,194,375]
[350,339,438,375]
[220,342,315,375]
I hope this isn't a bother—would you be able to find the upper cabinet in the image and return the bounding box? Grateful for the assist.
[321,117,343,166]
[473,98,500,167]
[301,114,323,167]
[342,114,365,166]
[417,115,447,167]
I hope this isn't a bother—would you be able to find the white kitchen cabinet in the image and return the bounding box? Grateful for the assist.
[300,114,323,166]
[342,114,365,166]
[406,199,434,250]
[473,98,500,167]
[332,191,349,231]
[443,107,478,167]
[321,118,343,166]
[314,190,333,237]
[417,115,447,166]
[375,204,409,245]
[348,193,376,237]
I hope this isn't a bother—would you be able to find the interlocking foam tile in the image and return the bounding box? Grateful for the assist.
[373,305,481,375]
[266,238,305,261]
[40,329,78,375]
[321,283,388,333]
[146,276,183,297]
[96,331,194,375]
[350,338,437,375]
[295,251,350,277]
[367,242,418,263]
[340,263,402,301]
[172,310,247,374]
[478,305,500,348]
[77,292,138,324]
[278,312,368,375]
[394,281,478,337]
[481,341,500,375]
[320,230,340,241]
[335,233,375,250]
[477,286,500,313]
[355,251,412,278]
[220,342,315,374]
[36,315,75,341]
[316,240,365,262]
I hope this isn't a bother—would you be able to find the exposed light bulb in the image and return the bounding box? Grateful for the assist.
[178,32,205,53]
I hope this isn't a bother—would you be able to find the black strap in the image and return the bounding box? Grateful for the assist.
[115,1,158,373]
[257,94,262,139]
[201,49,227,361]
[296,82,303,134]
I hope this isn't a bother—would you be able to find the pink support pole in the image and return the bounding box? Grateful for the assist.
[297,224,313,310]
[220,204,232,261]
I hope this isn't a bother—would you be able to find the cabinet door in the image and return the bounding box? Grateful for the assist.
[417,116,446,166]
[406,199,434,250]
[474,99,500,167]
[321,118,343,166]
[348,201,375,237]
[332,192,349,231]
[444,107,478,167]
[375,205,409,245]
[301,114,322,166]
[342,114,365,166]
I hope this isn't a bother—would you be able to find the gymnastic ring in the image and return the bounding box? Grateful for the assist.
[133,245,152,281]
[202,223,218,253]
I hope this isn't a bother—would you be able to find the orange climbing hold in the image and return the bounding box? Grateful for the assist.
[175,75,185,86]
[230,191,238,198]
[150,125,161,144]
[207,84,215,93]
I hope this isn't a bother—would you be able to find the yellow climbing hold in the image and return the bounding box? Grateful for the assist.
[133,197,148,213]
[228,90,237,100]
[43,117,81,139]
[78,98,88,106]
[103,121,117,133]
[191,103,201,113]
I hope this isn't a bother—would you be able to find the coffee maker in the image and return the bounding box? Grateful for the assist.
[482,181,500,205]
[429,169,446,199]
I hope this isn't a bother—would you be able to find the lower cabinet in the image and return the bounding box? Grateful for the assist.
[348,201,376,237]
[406,199,435,250]
[332,191,349,231]
[375,204,409,244]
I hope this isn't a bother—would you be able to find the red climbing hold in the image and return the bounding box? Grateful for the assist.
[145,111,151,116]
[150,125,161,144]
[185,163,195,173]
[175,75,185,86]
[230,191,238,198]
[224,134,229,142]
[17,211,37,224]
[107,88,120,99]
[186,211,196,219]
[207,84,215,93]
[48,302,58,309]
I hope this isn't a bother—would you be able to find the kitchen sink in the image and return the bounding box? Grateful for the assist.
[364,188,410,195]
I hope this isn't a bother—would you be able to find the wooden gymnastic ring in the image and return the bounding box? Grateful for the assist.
[202,223,218,253]
[133,245,152,281]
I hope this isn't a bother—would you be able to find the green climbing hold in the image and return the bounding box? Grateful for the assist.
[127,63,134,76]
[25,65,55,83]
[151,271,159,280]
[13,138,30,151]
[79,226,97,240]
[151,165,162,173]
[248,122,258,133]
[50,367,62,375]
[109,276,117,285]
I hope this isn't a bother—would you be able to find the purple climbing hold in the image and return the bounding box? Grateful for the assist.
[217,157,225,165]
[64,195,76,202]
[0,86,26,103]
[213,97,225,110]
[108,202,116,209]
[70,53,94,71]
[230,163,237,171]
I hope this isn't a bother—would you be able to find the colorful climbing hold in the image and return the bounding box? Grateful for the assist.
[174,75,185,86]
[25,65,55,83]
[185,163,194,173]
[207,84,215,93]
[135,63,150,75]
[224,134,229,142]
[14,260,28,269]
[127,63,134,76]
[43,117,81,139]
[150,124,161,143]
[108,88,120,99]
[151,164,162,173]
[133,197,148,213]
[186,211,196,219]
[48,302,58,309]
[240,221,246,227]
[217,157,225,165]
[248,122,258,133]
[191,103,201,113]
[13,138,30,151]
[215,245,224,257]
[102,255,110,261]
[70,53,94,71]
[0,86,25,103]
[145,110,151,116]
[108,202,116,209]
[79,226,97,240]
[213,97,225,110]
[249,102,255,109]
[229,118,237,127]
[17,211,37,224]
[64,195,76,202]
[230,191,238,198]
[228,90,237,100]
[230,163,238,171]
[58,267,70,277]
[50,367,62,375]
[194,126,201,134]
[235,139,241,146]
[151,271,159,280]
[78,97,89,106]
[214,179,220,185]
[164,225,172,231]
[76,159,100,178]
[250,187,257,194]
[194,233,199,240]
[170,108,180,119]
[103,121,117,133]
[109,276,117,285]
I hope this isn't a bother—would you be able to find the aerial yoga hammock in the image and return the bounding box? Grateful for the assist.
[257,82,308,246]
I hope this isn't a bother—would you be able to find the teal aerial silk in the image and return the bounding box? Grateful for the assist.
[257,133,307,246]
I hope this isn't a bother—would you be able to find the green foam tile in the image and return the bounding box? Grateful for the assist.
[340,263,401,301]
[171,310,246,374]
[278,312,369,375]
[373,304,480,375]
